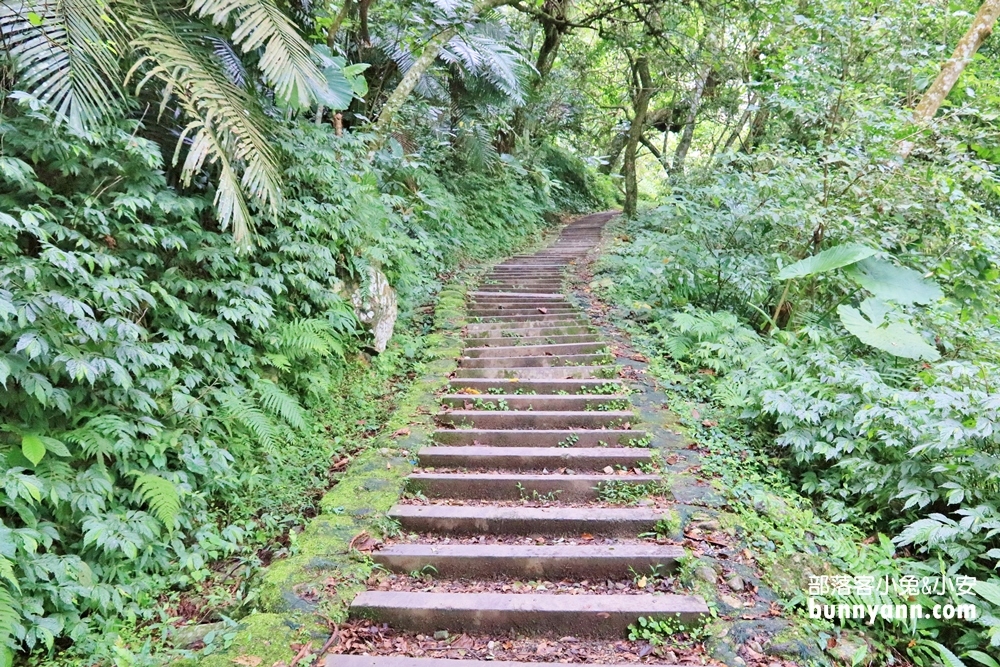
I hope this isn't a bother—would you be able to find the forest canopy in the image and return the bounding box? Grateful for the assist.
[2,0,1000,665]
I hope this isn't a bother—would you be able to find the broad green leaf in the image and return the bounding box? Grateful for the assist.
[21,434,46,465]
[40,436,70,457]
[967,651,1000,667]
[974,580,1000,607]
[777,244,878,280]
[843,257,943,304]
[838,300,940,361]
[320,64,356,110]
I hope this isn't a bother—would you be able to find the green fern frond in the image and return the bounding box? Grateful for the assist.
[133,473,181,530]
[255,379,307,431]
[0,0,129,131]
[0,582,21,654]
[275,319,343,358]
[0,559,17,592]
[130,14,283,246]
[217,390,279,452]
[189,0,325,107]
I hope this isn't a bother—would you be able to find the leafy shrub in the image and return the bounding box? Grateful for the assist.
[0,105,555,658]
[536,143,618,213]
[595,146,1000,657]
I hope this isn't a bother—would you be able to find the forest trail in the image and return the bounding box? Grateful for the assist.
[329,214,802,666]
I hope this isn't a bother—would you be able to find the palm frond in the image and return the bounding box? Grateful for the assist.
[440,21,530,103]
[0,0,129,131]
[129,16,283,246]
[189,0,325,107]
[207,36,248,87]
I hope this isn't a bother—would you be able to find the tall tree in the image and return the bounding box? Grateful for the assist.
[623,56,653,217]
[898,0,1000,159]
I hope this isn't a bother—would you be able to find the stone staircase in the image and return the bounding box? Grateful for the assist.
[338,213,709,665]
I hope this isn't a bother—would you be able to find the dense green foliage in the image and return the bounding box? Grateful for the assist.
[0,106,572,660]
[593,25,1000,663]
[6,0,1000,662]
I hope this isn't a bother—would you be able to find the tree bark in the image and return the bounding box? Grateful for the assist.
[600,105,677,174]
[326,0,353,49]
[898,0,1000,159]
[502,0,572,151]
[671,62,711,174]
[375,0,517,130]
[624,58,653,218]
[721,105,752,154]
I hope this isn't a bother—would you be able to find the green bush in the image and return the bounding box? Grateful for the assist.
[595,148,1000,656]
[0,108,553,658]
[536,143,618,213]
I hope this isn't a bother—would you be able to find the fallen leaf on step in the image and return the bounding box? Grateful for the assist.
[393,427,411,437]
[581,533,594,541]
[537,307,548,314]
[234,656,262,667]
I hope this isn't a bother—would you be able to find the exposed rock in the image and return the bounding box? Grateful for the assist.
[351,266,398,352]
[433,630,449,640]
[719,593,744,609]
[694,565,718,584]
[169,621,227,647]
[727,574,746,591]
[827,633,870,663]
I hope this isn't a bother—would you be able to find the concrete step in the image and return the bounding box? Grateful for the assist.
[390,504,664,536]
[371,543,684,579]
[463,342,607,358]
[417,446,653,470]
[469,301,575,309]
[468,291,566,299]
[459,353,609,369]
[452,366,612,379]
[467,313,588,324]
[446,378,625,394]
[436,410,634,429]
[407,473,660,501]
[462,334,604,347]
[349,591,707,637]
[467,307,578,317]
[438,394,623,410]
[464,326,596,339]
[326,659,682,667]
[432,428,647,447]
[465,320,591,332]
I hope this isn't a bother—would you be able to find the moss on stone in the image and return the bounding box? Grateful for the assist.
[196,613,310,667]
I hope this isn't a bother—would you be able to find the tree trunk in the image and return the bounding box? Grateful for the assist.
[671,62,711,174]
[375,0,516,129]
[326,0,353,48]
[721,105,752,154]
[504,0,572,151]
[624,58,653,218]
[601,105,677,174]
[899,0,1000,159]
